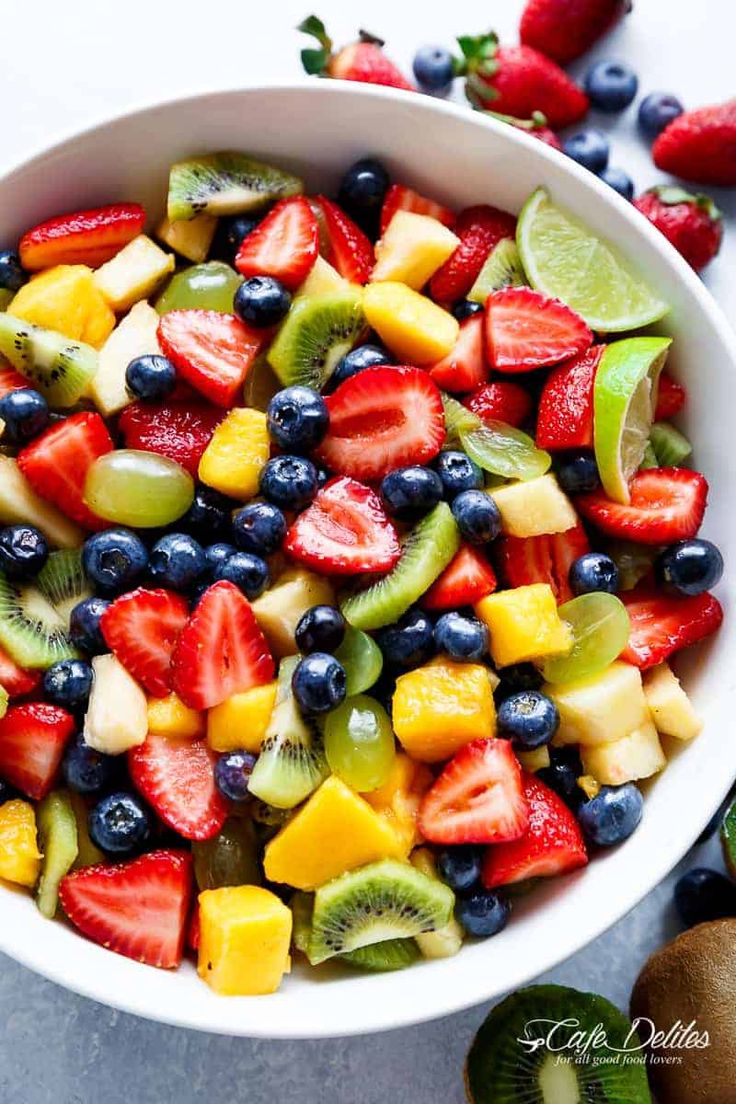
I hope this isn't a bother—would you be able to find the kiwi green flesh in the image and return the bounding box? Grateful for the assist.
[341,503,460,631]
[0,313,97,408]
[721,798,736,878]
[36,549,91,624]
[192,819,261,891]
[649,421,692,467]
[341,938,420,972]
[35,790,78,919]
[307,859,454,965]
[468,238,526,304]
[167,152,303,221]
[0,570,79,669]
[466,984,652,1104]
[267,289,366,391]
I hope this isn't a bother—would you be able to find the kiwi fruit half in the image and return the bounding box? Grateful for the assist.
[341,938,420,972]
[167,151,303,221]
[0,313,97,408]
[35,790,78,919]
[267,289,366,391]
[36,549,91,624]
[0,569,79,668]
[468,239,526,304]
[721,796,736,877]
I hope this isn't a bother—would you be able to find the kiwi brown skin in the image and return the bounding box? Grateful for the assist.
[630,918,736,1104]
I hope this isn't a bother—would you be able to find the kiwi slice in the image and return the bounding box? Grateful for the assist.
[267,289,366,391]
[468,238,526,304]
[68,792,104,869]
[0,569,79,669]
[341,939,420,972]
[192,818,261,890]
[638,440,659,470]
[36,549,91,624]
[247,656,328,809]
[720,796,736,878]
[649,420,692,466]
[466,985,652,1103]
[35,790,78,918]
[167,151,303,221]
[341,503,459,631]
[0,313,97,408]
[307,858,455,965]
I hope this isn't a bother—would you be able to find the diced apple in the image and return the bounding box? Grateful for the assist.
[91,301,162,416]
[93,235,175,312]
[251,568,335,657]
[581,719,666,785]
[83,654,148,755]
[491,473,578,538]
[371,211,460,290]
[156,213,217,264]
[547,661,649,747]
[0,456,82,549]
[643,662,702,741]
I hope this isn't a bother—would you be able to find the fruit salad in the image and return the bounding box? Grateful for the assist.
[0,149,723,997]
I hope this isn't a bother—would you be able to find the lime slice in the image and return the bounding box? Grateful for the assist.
[593,336,672,504]
[517,188,669,332]
[540,593,630,685]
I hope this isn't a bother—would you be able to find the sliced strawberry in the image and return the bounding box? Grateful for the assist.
[485,287,592,372]
[59,850,193,969]
[423,544,497,610]
[171,581,274,711]
[17,412,113,531]
[535,345,604,450]
[495,522,590,604]
[284,476,400,575]
[0,645,41,698]
[157,310,266,407]
[118,399,224,476]
[129,730,227,842]
[19,203,146,271]
[429,315,488,392]
[313,196,374,284]
[316,366,445,481]
[235,196,319,290]
[379,184,456,236]
[0,361,30,397]
[655,372,687,421]
[620,587,723,669]
[0,702,75,800]
[463,380,533,429]
[101,588,190,698]
[418,739,529,845]
[429,204,517,304]
[482,772,588,889]
[187,905,201,952]
[576,468,707,545]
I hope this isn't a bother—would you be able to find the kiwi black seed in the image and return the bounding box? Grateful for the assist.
[167,152,303,221]
[267,288,366,391]
[0,314,97,408]
[0,569,79,668]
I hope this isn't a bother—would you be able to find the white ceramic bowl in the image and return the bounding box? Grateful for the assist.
[0,82,733,1039]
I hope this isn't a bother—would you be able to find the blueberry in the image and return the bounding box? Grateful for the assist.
[380,465,443,520]
[497,690,559,750]
[0,779,15,805]
[412,45,455,96]
[211,214,261,262]
[42,659,94,709]
[231,501,287,556]
[295,605,346,654]
[125,354,176,401]
[0,524,48,579]
[88,791,151,854]
[638,91,684,139]
[267,386,329,452]
[234,276,291,328]
[451,490,502,544]
[148,532,207,591]
[456,891,510,938]
[259,455,318,511]
[291,652,347,714]
[212,550,269,600]
[337,158,390,236]
[434,450,483,499]
[82,529,148,594]
[538,747,585,810]
[180,485,233,539]
[331,343,392,388]
[569,552,619,596]
[655,539,724,597]
[62,732,117,795]
[375,608,434,670]
[583,60,638,112]
[577,783,643,846]
[599,167,634,200]
[0,249,26,293]
[563,129,610,173]
[214,750,257,802]
[434,612,488,662]
[451,299,484,322]
[0,388,49,443]
[674,867,736,928]
[555,452,600,495]
[437,846,483,893]
[69,596,111,655]
[204,542,237,576]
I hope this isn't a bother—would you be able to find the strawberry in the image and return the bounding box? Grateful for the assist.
[482,772,588,889]
[0,361,30,397]
[298,16,414,91]
[486,287,592,372]
[430,204,517,304]
[621,587,723,669]
[423,544,497,610]
[379,184,456,236]
[464,380,533,429]
[0,645,41,698]
[484,109,563,150]
[655,372,686,421]
[535,345,604,450]
[59,850,193,969]
[315,366,445,482]
[171,581,274,711]
[653,100,736,187]
[19,203,146,271]
[284,476,400,575]
[633,186,723,273]
[187,905,201,952]
[0,702,75,800]
[495,522,590,604]
[17,412,113,530]
[576,468,708,545]
[118,399,224,476]
[519,0,630,64]
[312,196,374,284]
[101,588,190,698]
[418,738,529,845]
[157,310,266,408]
[129,730,228,842]
[429,315,488,393]
[235,196,320,290]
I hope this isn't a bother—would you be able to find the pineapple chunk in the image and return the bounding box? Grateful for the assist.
[392,659,496,762]
[371,211,460,290]
[298,255,348,296]
[93,235,175,312]
[252,568,335,657]
[363,281,458,364]
[518,746,551,773]
[476,584,572,668]
[207,681,278,753]
[581,719,666,785]
[547,661,649,747]
[410,848,464,959]
[9,265,115,349]
[491,474,578,538]
[83,654,148,754]
[147,692,204,740]
[91,301,161,416]
[198,885,292,995]
[364,751,432,854]
[0,799,41,886]
[156,213,217,264]
[198,408,269,500]
[0,456,82,549]
[643,662,702,741]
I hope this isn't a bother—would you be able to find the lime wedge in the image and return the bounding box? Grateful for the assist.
[517,188,669,332]
[594,336,672,503]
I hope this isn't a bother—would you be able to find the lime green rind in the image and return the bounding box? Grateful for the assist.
[541,592,630,684]
[460,422,551,482]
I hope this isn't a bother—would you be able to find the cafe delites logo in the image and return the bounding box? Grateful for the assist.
[517,1015,711,1068]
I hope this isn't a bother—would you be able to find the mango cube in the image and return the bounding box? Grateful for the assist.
[252,568,335,657]
[198,408,269,500]
[10,264,115,348]
[547,661,649,747]
[147,692,204,740]
[491,474,578,538]
[92,301,162,416]
[643,662,702,741]
[207,681,278,753]
[581,719,666,785]
[392,659,496,762]
[93,235,175,312]
[0,799,41,887]
[364,751,433,854]
[198,885,292,995]
[363,281,458,365]
[476,584,571,668]
[371,211,460,290]
[156,213,217,264]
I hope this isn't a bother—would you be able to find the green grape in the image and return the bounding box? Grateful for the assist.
[460,422,551,482]
[83,449,194,527]
[541,592,630,685]
[323,694,396,792]
[334,627,384,696]
[155,261,242,314]
[441,391,481,446]
[192,818,261,890]
[243,355,282,411]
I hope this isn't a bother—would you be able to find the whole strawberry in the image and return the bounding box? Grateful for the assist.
[633,186,723,272]
[653,100,736,186]
[485,109,563,150]
[298,16,415,91]
[520,0,631,64]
